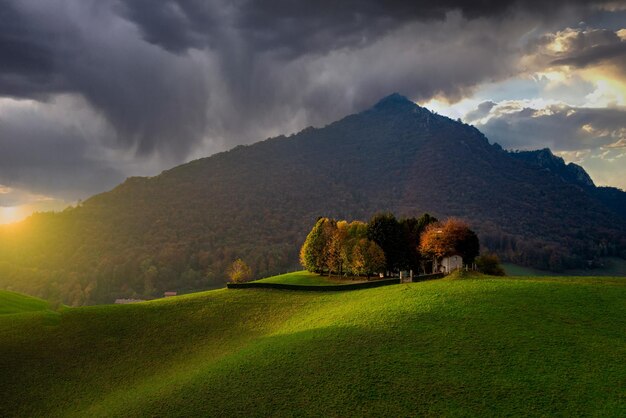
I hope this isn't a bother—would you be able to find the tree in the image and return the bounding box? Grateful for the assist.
[419,223,449,260]
[419,218,480,267]
[398,214,437,272]
[352,239,386,279]
[228,259,252,283]
[300,218,330,273]
[416,213,438,232]
[444,219,480,264]
[475,254,505,276]
[340,220,368,275]
[367,213,403,273]
[324,219,342,276]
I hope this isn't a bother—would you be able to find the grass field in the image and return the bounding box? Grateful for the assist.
[1,272,624,417]
[254,270,366,285]
[503,257,626,277]
[0,290,55,315]
[502,263,559,276]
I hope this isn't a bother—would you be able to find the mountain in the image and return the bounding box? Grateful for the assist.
[1,93,625,304]
[509,148,626,220]
[509,148,595,188]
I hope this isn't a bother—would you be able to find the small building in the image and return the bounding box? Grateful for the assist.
[163,291,177,297]
[114,298,145,304]
[439,255,463,273]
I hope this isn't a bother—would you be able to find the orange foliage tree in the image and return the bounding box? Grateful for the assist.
[419,218,479,263]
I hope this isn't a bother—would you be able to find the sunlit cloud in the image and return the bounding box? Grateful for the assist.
[605,138,626,148]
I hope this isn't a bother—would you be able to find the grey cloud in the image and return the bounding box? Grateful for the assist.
[473,103,626,152]
[0,102,125,200]
[526,27,626,73]
[0,0,210,160]
[122,0,614,56]
[464,101,497,122]
[0,2,67,98]
[550,28,626,69]
[551,40,626,68]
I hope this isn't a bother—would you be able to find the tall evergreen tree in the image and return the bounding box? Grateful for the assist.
[367,213,403,273]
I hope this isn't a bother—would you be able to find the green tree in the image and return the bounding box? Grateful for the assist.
[323,219,342,276]
[416,213,438,232]
[299,218,328,273]
[228,259,252,283]
[475,254,505,276]
[340,220,368,275]
[367,213,403,274]
[352,239,386,279]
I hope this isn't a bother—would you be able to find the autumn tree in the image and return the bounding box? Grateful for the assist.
[325,220,345,276]
[340,220,368,274]
[300,218,330,273]
[300,217,342,274]
[352,239,386,279]
[419,218,480,265]
[228,258,252,283]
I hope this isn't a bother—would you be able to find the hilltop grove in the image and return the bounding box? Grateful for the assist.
[300,213,481,278]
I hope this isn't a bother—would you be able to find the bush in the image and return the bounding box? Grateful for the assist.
[228,259,253,283]
[476,254,505,276]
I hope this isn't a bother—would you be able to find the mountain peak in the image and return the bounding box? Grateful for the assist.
[372,93,417,111]
[510,148,595,188]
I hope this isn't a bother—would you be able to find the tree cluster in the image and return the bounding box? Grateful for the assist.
[300,217,386,279]
[301,213,481,277]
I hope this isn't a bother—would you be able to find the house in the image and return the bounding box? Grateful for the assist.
[163,291,177,297]
[114,298,145,304]
[438,255,463,273]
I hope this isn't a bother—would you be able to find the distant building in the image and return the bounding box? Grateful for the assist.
[438,255,463,273]
[163,291,177,297]
[114,298,145,304]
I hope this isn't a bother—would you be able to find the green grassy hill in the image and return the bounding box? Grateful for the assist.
[255,270,366,285]
[0,290,54,315]
[1,273,625,417]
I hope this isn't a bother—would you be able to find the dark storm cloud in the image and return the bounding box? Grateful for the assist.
[0,2,67,97]
[0,0,210,159]
[0,102,125,199]
[122,0,613,56]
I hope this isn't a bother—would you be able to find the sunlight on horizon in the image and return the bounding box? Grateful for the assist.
[0,206,28,225]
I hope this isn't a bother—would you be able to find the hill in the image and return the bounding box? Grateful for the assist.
[0,93,625,304]
[0,290,53,315]
[0,274,624,417]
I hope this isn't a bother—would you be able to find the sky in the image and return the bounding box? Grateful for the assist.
[1,0,625,223]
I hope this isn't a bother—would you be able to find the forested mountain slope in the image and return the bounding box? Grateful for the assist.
[1,94,624,304]
[509,148,626,220]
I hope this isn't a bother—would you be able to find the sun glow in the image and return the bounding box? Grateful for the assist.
[0,206,28,225]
